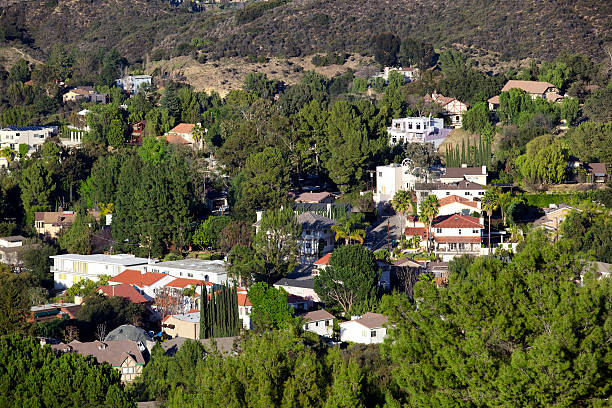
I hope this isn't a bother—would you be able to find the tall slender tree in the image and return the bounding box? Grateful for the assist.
[420,195,440,253]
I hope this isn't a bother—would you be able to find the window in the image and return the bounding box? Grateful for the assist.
[458,229,462,235]
[446,192,450,195]
[325,320,330,326]
[449,243,457,250]
[465,192,471,196]
[459,243,466,250]
[472,229,478,234]
[187,273,193,278]
[315,321,319,327]
[416,123,421,130]
[371,330,377,337]
[204,275,209,281]
[180,272,183,277]
[378,172,382,177]
[408,123,413,130]
[478,191,484,196]
[436,228,442,233]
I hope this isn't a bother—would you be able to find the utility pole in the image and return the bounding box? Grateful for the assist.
[87,223,92,255]
[387,217,390,253]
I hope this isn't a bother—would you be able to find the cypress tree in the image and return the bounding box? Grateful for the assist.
[199,284,208,339]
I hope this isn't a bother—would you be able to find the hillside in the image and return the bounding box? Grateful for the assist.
[1,0,610,64]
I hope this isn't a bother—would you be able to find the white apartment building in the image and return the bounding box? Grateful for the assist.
[51,254,149,290]
[388,117,446,147]
[0,126,58,153]
[374,161,429,203]
[145,259,229,284]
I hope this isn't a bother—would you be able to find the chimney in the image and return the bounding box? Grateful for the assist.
[482,165,487,174]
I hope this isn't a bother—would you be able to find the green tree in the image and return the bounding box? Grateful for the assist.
[324,354,365,408]
[253,208,301,284]
[462,101,493,135]
[9,59,30,83]
[22,243,57,290]
[419,195,439,252]
[392,190,415,218]
[331,213,368,245]
[237,147,292,219]
[0,335,135,407]
[481,186,500,249]
[563,122,612,163]
[200,285,240,339]
[59,210,97,254]
[314,245,380,314]
[247,282,297,331]
[515,134,568,185]
[192,216,232,250]
[583,88,612,123]
[19,161,55,221]
[559,96,579,124]
[0,274,31,336]
[227,244,265,287]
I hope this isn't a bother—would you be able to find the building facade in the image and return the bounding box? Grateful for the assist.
[0,126,58,153]
[146,259,228,284]
[387,117,446,147]
[51,254,149,290]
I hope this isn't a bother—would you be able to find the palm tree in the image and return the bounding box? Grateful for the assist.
[482,187,500,249]
[419,195,439,253]
[331,213,368,245]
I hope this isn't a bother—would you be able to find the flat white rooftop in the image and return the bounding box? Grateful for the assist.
[50,253,150,266]
[152,259,226,272]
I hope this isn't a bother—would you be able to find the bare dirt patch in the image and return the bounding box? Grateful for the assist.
[146,54,376,96]
[0,46,41,71]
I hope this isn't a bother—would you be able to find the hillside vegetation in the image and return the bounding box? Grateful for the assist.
[1,0,610,64]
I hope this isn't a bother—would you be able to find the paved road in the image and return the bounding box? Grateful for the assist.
[366,213,404,252]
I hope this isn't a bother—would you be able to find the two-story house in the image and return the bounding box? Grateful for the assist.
[387,117,448,148]
[297,212,336,259]
[51,253,149,290]
[415,180,486,209]
[34,209,77,238]
[487,80,562,110]
[0,126,58,153]
[145,259,228,284]
[439,165,488,185]
[425,92,469,128]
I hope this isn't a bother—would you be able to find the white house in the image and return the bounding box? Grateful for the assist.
[116,75,152,94]
[237,290,253,330]
[387,117,448,148]
[377,66,420,82]
[274,277,320,304]
[51,254,149,290]
[440,165,488,185]
[415,180,486,209]
[108,269,175,299]
[425,92,469,128]
[437,194,481,216]
[339,313,389,344]
[302,309,334,337]
[145,259,229,284]
[0,126,58,153]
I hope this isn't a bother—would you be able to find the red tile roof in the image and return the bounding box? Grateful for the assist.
[433,214,484,229]
[438,195,479,208]
[237,292,252,307]
[314,253,332,265]
[166,278,213,289]
[110,269,168,287]
[434,236,481,243]
[98,284,148,303]
[165,134,191,145]
[168,123,195,134]
[404,227,427,239]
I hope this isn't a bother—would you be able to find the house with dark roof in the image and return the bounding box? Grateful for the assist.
[105,324,154,345]
[274,276,320,304]
[339,313,389,344]
[584,163,607,183]
[533,204,574,233]
[34,209,77,239]
[297,211,337,259]
[440,165,488,185]
[415,180,486,209]
[0,125,58,153]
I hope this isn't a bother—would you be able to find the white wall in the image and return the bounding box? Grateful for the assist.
[339,321,387,344]
[438,202,480,216]
[304,319,333,336]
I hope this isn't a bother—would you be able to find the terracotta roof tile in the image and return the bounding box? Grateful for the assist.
[314,253,331,265]
[110,269,168,287]
[98,284,148,303]
[168,123,195,134]
[434,236,481,243]
[166,278,213,289]
[438,195,479,208]
[237,292,251,307]
[404,227,427,238]
[433,214,484,229]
